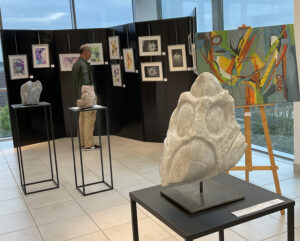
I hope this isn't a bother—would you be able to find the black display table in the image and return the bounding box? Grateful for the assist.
[130,174,295,241]
[68,105,113,196]
[11,102,59,195]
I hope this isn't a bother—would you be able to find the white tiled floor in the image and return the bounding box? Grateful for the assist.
[0,136,299,241]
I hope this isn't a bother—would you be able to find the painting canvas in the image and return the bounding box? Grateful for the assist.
[111,64,122,87]
[87,43,104,65]
[108,36,120,60]
[141,62,163,81]
[32,44,50,68]
[123,48,135,72]
[139,36,161,56]
[168,44,187,72]
[59,53,79,72]
[196,24,300,105]
[9,55,29,80]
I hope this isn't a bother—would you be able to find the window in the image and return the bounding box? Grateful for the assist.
[75,0,133,28]
[161,0,213,32]
[0,0,72,30]
[224,0,294,30]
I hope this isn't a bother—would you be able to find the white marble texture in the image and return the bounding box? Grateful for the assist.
[20,81,42,105]
[160,72,247,186]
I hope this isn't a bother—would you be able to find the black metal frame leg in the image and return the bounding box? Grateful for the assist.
[131,199,139,241]
[288,206,295,241]
[219,230,225,241]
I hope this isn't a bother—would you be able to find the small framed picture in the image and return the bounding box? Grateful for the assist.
[138,36,162,56]
[32,44,50,68]
[108,36,121,60]
[111,64,122,87]
[141,62,163,81]
[168,44,187,72]
[9,55,29,80]
[123,48,135,73]
[59,53,80,72]
[87,43,104,65]
[191,43,198,75]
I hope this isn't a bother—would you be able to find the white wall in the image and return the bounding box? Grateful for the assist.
[294,0,300,171]
[133,0,158,22]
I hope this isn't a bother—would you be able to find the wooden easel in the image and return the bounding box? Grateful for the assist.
[227,24,285,215]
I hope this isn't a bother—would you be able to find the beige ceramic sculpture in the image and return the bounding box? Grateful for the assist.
[160,72,247,186]
[77,85,96,108]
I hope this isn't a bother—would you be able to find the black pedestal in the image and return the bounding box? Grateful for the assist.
[11,102,59,195]
[161,179,244,214]
[68,105,113,196]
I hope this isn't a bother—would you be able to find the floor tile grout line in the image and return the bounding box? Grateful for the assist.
[260,230,290,241]
[0,148,45,241]
[228,228,250,241]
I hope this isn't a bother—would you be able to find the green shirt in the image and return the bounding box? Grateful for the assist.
[72,57,94,105]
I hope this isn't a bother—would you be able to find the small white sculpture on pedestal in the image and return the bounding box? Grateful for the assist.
[20,80,42,105]
[160,72,247,187]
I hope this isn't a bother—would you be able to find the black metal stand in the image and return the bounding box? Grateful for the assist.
[68,105,113,196]
[11,102,59,195]
[160,179,244,214]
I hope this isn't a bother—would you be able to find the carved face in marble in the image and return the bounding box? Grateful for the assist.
[160,72,247,186]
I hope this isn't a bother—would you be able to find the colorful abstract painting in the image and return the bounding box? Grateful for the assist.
[9,55,29,80]
[111,64,122,87]
[196,24,300,105]
[59,54,79,72]
[108,36,120,60]
[123,48,135,72]
[87,43,104,65]
[32,44,50,68]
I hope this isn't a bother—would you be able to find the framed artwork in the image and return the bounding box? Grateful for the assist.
[59,53,79,72]
[9,55,29,80]
[138,36,162,56]
[188,33,193,56]
[168,44,187,72]
[191,43,197,75]
[87,43,104,65]
[111,64,122,87]
[32,44,50,68]
[123,48,135,72]
[141,62,163,81]
[196,24,300,105]
[108,36,120,60]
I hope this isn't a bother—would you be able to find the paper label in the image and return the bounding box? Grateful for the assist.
[29,75,34,79]
[105,61,109,65]
[244,112,251,117]
[51,64,55,68]
[163,78,168,82]
[123,84,126,88]
[162,52,166,56]
[232,199,284,217]
[135,70,139,73]
[187,67,193,71]
[121,56,123,59]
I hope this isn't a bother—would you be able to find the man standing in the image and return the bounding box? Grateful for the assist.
[72,45,99,151]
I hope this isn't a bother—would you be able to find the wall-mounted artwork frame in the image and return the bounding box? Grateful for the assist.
[9,55,29,80]
[32,44,50,68]
[168,44,187,72]
[87,43,104,65]
[138,36,162,56]
[108,36,121,60]
[123,48,135,73]
[111,64,122,87]
[59,53,79,72]
[141,62,163,81]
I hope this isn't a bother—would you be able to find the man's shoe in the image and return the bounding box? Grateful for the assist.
[94,144,101,149]
[84,146,95,151]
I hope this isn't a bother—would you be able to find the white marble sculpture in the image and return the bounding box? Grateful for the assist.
[160,72,247,187]
[77,85,96,108]
[20,80,42,105]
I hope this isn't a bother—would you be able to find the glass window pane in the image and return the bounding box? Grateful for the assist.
[224,0,294,30]
[161,0,213,32]
[0,0,72,30]
[75,0,133,28]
